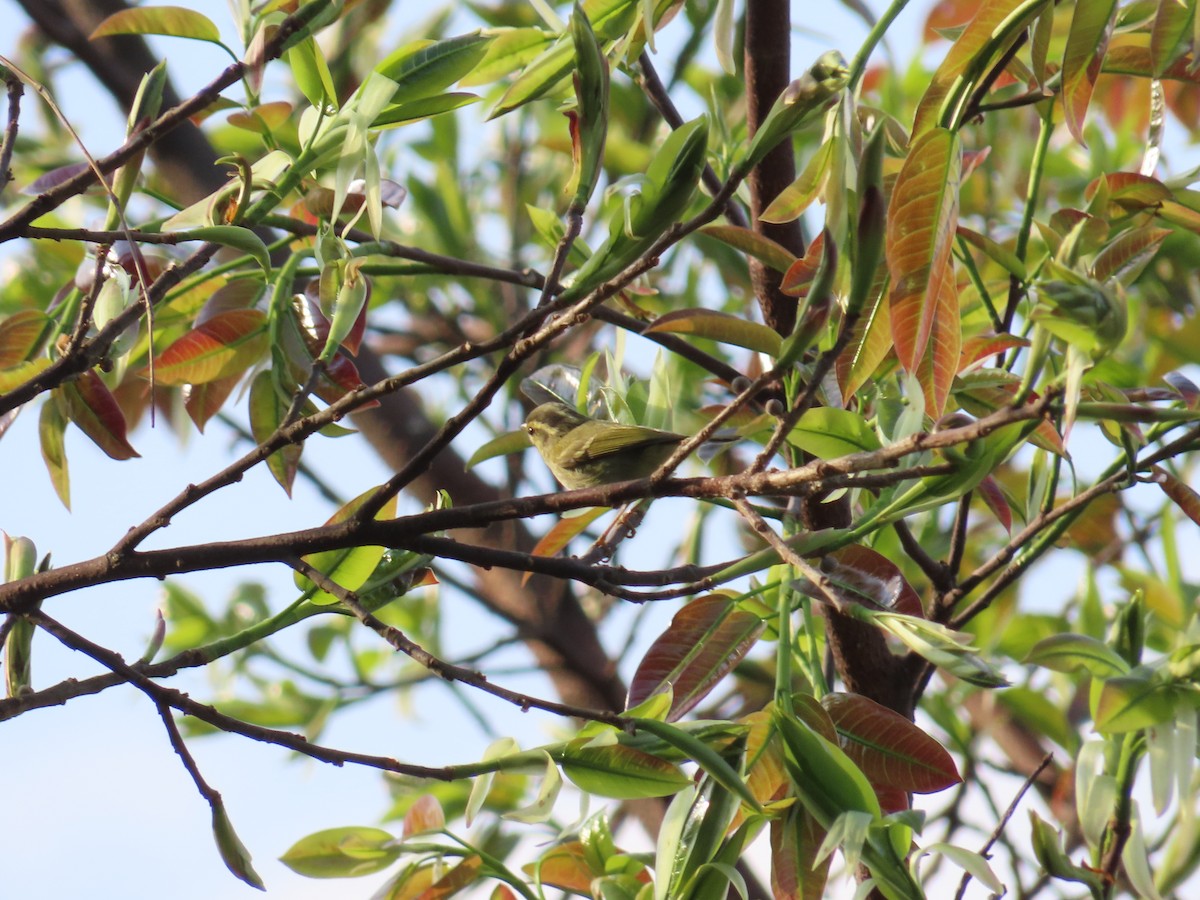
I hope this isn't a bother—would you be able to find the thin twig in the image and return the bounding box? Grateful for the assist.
[0,72,23,193]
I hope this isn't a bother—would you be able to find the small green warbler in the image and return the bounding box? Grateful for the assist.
[523,401,693,489]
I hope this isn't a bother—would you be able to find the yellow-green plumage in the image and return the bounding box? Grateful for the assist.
[523,401,687,489]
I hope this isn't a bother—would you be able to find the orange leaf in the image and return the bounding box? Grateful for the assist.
[148,309,267,386]
[0,310,52,366]
[1062,0,1120,145]
[887,127,961,380]
[914,257,961,416]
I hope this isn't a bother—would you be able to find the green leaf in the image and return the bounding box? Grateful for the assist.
[1094,675,1176,733]
[149,309,268,386]
[248,370,302,496]
[38,400,70,509]
[644,309,783,357]
[279,826,401,878]
[375,33,491,101]
[90,5,221,43]
[760,140,835,224]
[371,92,480,128]
[460,28,551,87]
[1024,633,1130,677]
[699,224,797,274]
[788,407,881,458]
[631,717,762,812]
[561,742,691,799]
[178,226,271,273]
[212,804,265,890]
[466,428,532,469]
[296,487,399,605]
[286,36,337,110]
[627,594,765,721]
[0,310,53,366]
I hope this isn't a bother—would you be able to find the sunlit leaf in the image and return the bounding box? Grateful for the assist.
[91,5,221,43]
[887,127,961,387]
[39,400,70,509]
[626,594,765,720]
[1153,465,1200,529]
[0,311,52,366]
[1024,633,1130,676]
[467,428,532,469]
[1091,225,1171,284]
[1062,0,1120,145]
[838,289,893,402]
[297,487,398,605]
[1094,675,1177,733]
[761,140,835,224]
[375,33,491,101]
[644,308,783,356]
[149,309,268,386]
[699,224,797,274]
[823,692,961,793]
[1151,0,1193,77]
[560,742,690,799]
[526,508,608,575]
[789,407,881,459]
[524,841,596,894]
[460,28,551,87]
[280,826,401,878]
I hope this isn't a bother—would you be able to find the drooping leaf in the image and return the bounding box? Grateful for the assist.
[178,226,271,273]
[914,256,961,416]
[761,140,835,224]
[211,803,264,890]
[38,400,70,509]
[467,428,532,469]
[296,487,398,605]
[838,288,893,402]
[887,127,961,388]
[700,224,797,274]
[183,374,240,433]
[1153,466,1200,529]
[822,692,962,794]
[1062,0,1120,145]
[57,372,139,461]
[526,507,608,575]
[1152,0,1194,77]
[957,333,1028,374]
[976,474,1013,532]
[248,370,302,496]
[279,826,401,878]
[770,802,830,900]
[149,309,268,386]
[91,5,221,43]
[626,594,765,720]
[560,742,690,799]
[0,311,53,366]
[644,308,783,357]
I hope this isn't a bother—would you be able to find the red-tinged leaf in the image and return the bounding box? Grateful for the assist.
[977,474,1013,532]
[21,161,109,196]
[914,256,961,416]
[874,785,911,815]
[644,309,782,357]
[826,546,923,616]
[780,231,824,296]
[761,140,835,224]
[0,311,52,366]
[560,742,690,799]
[1091,225,1171,283]
[699,225,797,274]
[402,795,445,838]
[956,372,1067,456]
[1153,465,1200,528]
[417,855,483,899]
[39,400,70,509]
[912,0,1041,134]
[299,281,368,356]
[1164,370,1200,408]
[58,371,139,460]
[248,370,302,496]
[887,127,961,378]
[1152,0,1193,77]
[960,145,992,181]
[958,333,1029,374]
[183,374,240,433]
[1085,172,1172,212]
[149,309,268,386]
[524,842,595,894]
[626,594,765,721]
[837,288,894,402]
[822,692,962,794]
[1062,0,1120,145]
[227,101,293,134]
[770,803,830,900]
[314,351,378,408]
[91,6,221,42]
[922,0,980,43]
